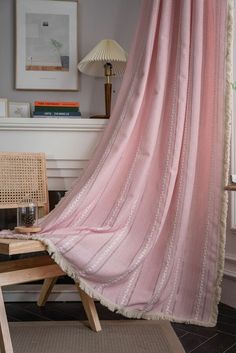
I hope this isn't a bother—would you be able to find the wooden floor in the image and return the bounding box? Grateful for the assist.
[4,301,236,353]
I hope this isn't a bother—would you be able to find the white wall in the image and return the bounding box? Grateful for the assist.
[0,0,141,118]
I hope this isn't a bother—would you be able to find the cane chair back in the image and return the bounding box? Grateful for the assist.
[0,152,49,215]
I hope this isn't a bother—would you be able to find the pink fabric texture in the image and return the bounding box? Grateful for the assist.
[1,0,230,326]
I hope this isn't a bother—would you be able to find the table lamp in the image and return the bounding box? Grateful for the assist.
[78,39,127,118]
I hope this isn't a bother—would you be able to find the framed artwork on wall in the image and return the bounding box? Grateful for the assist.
[8,102,31,118]
[15,0,78,91]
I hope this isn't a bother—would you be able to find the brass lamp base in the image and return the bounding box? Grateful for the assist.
[90,66,113,119]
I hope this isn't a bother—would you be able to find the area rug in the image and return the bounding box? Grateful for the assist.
[10,320,185,353]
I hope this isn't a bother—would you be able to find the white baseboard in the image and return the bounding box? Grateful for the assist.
[2,284,81,302]
[221,253,236,308]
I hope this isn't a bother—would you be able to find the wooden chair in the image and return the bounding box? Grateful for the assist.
[0,152,101,353]
[0,152,49,215]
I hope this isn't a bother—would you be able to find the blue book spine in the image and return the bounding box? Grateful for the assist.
[33,111,81,117]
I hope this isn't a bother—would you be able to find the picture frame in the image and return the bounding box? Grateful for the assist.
[0,99,8,117]
[8,102,31,118]
[16,0,78,91]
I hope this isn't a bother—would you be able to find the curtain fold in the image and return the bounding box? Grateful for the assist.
[1,0,232,326]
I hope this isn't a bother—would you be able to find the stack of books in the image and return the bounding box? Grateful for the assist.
[33,101,81,118]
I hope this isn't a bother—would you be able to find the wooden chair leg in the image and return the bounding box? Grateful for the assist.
[37,277,58,307]
[0,287,13,353]
[75,283,102,332]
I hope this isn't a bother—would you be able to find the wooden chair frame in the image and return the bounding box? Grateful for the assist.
[0,152,101,353]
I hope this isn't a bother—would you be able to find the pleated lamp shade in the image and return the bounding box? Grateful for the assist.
[78,39,127,77]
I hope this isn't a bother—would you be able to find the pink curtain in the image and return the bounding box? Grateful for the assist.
[2,0,232,326]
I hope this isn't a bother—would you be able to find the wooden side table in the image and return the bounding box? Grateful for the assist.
[0,237,101,353]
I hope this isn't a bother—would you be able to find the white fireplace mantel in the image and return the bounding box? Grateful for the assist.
[0,117,107,132]
[0,117,107,190]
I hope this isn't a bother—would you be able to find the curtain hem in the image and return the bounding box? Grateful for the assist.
[210,0,234,326]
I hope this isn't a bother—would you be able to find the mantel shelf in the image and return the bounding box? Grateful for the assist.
[0,118,108,132]
[0,117,107,190]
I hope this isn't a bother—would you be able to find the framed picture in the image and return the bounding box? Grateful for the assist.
[0,99,8,117]
[9,102,31,118]
[16,0,78,91]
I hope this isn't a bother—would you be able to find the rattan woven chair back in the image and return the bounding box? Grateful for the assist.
[0,152,49,215]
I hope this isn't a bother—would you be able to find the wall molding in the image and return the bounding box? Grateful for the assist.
[224,269,236,280]
[0,118,107,190]
[223,253,236,279]
[46,158,87,190]
[230,193,236,230]
[225,253,236,262]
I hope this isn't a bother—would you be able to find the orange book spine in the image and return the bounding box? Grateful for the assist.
[34,101,80,107]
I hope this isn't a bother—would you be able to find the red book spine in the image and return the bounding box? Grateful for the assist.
[34,101,80,107]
